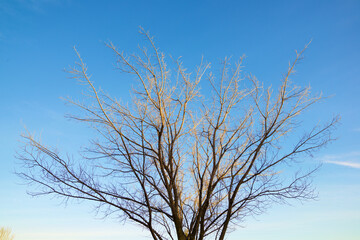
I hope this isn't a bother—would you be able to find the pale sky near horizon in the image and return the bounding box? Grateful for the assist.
[1,0,359,239]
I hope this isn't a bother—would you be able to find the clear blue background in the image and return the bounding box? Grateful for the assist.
[0,0,359,239]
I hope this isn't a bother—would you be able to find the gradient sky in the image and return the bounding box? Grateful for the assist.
[1,0,359,239]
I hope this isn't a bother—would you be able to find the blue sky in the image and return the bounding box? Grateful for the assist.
[0,0,359,239]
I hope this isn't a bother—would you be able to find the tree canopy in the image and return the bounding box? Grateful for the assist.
[17,29,338,240]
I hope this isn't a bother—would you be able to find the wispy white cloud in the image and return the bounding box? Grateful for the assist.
[320,152,360,169]
[325,160,360,169]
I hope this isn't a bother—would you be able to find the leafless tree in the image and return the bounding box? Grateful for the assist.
[17,29,338,240]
